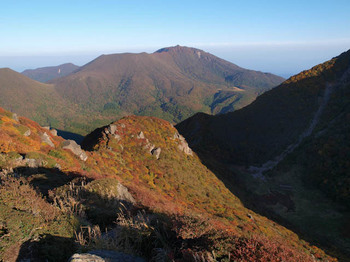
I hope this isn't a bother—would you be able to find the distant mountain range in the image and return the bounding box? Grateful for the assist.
[22,63,79,82]
[51,45,284,123]
[0,46,284,134]
[177,49,350,259]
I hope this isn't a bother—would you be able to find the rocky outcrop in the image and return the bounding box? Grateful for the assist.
[137,131,145,139]
[151,147,161,159]
[40,132,54,147]
[143,140,155,152]
[117,183,136,204]
[23,129,31,137]
[62,140,88,161]
[25,158,41,168]
[106,124,117,135]
[68,250,145,262]
[174,132,193,156]
[50,129,58,136]
[12,113,19,122]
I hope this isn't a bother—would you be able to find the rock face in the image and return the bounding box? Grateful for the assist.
[40,132,54,147]
[62,140,88,161]
[68,250,145,262]
[174,132,193,156]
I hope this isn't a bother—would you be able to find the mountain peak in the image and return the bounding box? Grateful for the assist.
[154,45,201,54]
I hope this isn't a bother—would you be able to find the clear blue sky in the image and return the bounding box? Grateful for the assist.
[1,0,350,77]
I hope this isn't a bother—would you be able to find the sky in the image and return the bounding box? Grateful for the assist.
[1,0,350,77]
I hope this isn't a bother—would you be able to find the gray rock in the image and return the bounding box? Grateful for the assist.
[174,133,193,156]
[143,140,155,152]
[114,134,121,141]
[14,155,24,162]
[40,132,54,147]
[62,140,88,161]
[68,250,145,262]
[25,158,39,168]
[108,124,117,134]
[69,253,104,262]
[50,129,58,136]
[117,183,136,204]
[23,129,31,137]
[12,113,19,122]
[137,131,145,139]
[151,147,161,159]
[178,142,193,156]
[173,132,181,140]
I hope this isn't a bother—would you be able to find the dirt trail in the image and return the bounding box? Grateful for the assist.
[249,82,334,179]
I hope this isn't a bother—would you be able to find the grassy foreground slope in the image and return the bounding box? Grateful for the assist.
[0,107,333,261]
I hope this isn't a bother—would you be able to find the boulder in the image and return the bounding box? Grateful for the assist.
[143,140,155,152]
[62,140,88,161]
[40,132,54,147]
[25,158,40,168]
[178,141,193,156]
[43,126,50,130]
[69,253,104,262]
[23,129,31,137]
[68,250,145,262]
[137,131,145,139]
[50,129,58,136]
[151,147,161,159]
[117,183,136,204]
[105,124,117,135]
[12,113,19,122]
[174,132,193,156]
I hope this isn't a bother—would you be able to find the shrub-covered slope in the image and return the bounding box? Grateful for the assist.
[0,108,333,261]
[177,49,350,166]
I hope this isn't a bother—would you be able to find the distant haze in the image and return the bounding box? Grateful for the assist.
[2,1,349,77]
[1,42,348,78]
